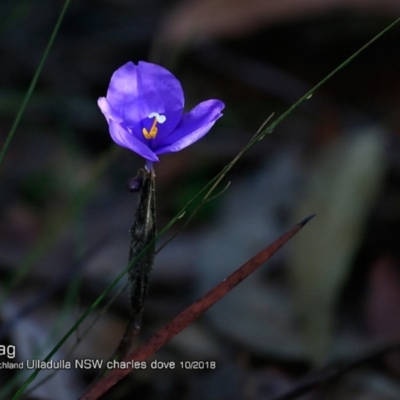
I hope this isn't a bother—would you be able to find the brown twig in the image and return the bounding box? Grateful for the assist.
[78,214,315,400]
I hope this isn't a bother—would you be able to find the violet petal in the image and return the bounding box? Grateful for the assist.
[98,97,123,123]
[155,100,224,154]
[105,61,184,140]
[109,121,159,162]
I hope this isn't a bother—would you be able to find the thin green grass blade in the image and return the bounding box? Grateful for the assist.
[257,17,400,139]
[0,0,71,170]
[11,17,400,399]
[78,216,315,400]
[2,263,83,396]
[10,180,203,399]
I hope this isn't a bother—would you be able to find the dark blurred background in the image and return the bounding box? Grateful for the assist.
[1,0,400,399]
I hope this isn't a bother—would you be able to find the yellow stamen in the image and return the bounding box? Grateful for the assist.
[142,118,158,139]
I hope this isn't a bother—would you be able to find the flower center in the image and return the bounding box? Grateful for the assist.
[142,112,166,139]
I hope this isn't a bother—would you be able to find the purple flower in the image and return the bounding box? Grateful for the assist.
[98,61,224,169]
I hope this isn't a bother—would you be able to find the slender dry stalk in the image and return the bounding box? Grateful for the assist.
[78,214,315,400]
